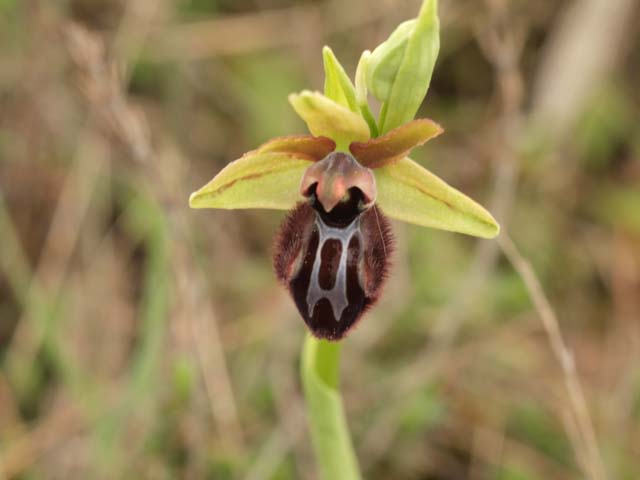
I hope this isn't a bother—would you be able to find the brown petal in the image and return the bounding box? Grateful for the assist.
[257,134,336,160]
[349,118,443,168]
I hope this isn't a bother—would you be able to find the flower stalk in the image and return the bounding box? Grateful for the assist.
[301,334,361,480]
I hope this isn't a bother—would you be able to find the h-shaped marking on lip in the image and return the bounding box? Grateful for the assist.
[306,214,361,322]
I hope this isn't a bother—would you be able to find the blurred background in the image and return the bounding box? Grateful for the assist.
[1,0,639,478]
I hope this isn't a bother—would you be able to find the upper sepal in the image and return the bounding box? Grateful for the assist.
[349,118,443,168]
[289,90,370,150]
[374,157,499,238]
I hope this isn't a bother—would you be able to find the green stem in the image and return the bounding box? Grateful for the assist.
[301,333,361,480]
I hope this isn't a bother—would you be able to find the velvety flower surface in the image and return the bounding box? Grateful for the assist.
[189,5,499,340]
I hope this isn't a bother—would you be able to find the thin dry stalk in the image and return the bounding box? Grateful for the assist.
[498,233,607,480]
[4,138,106,384]
[176,256,245,450]
[4,0,161,390]
[0,400,81,479]
[360,3,526,466]
[64,21,245,451]
[244,364,307,480]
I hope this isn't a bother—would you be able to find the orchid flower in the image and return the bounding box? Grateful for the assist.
[189,0,499,341]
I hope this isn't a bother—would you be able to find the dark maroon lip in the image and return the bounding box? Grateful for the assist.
[273,202,394,341]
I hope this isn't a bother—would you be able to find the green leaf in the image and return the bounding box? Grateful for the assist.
[375,157,499,238]
[189,151,313,210]
[370,0,440,133]
[349,118,442,168]
[323,46,358,113]
[366,19,416,101]
[301,334,361,480]
[289,90,370,151]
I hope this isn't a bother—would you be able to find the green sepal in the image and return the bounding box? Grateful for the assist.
[375,157,499,238]
[349,118,442,168]
[289,90,370,150]
[189,151,313,211]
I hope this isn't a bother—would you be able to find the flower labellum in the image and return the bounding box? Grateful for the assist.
[274,152,393,340]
